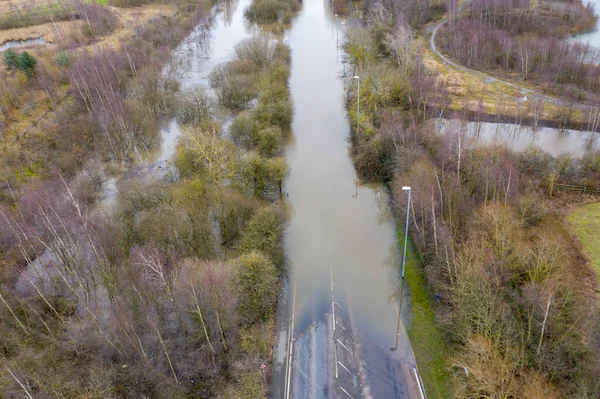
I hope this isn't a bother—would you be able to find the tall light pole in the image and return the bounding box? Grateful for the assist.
[354,75,360,134]
[335,14,339,46]
[401,186,411,278]
[391,186,411,352]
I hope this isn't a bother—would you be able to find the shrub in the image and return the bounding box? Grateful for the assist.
[55,51,74,68]
[3,50,37,77]
[239,207,283,265]
[245,0,293,24]
[209,62,259,110]
[230,113,259,146]
[3,49,19,71]
[235,35,275,67]
[256,126,283,157]
[234,251,278,324]
[176,87,215,125]
[254,98,293,131]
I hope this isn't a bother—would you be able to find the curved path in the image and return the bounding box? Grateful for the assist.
[429,19,588,110]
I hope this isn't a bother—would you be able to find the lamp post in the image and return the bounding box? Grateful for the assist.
[354,75,360,134]
[391,186,411,352]
[335,14,339,46]
[401,186,411,279]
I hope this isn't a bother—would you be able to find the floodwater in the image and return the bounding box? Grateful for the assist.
[154,0,254,163]
[0,37,46,52]
[436,119,600,157]
[272,0,410,396]
[102,0,254,202]
[573,0,600,47]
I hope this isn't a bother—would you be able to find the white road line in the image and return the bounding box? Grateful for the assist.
[330,264,334,292]
[339,387,355,398]
[285,282,297,399]
[333,301,345,310]
[336,338,354,355]
[334,341,339,378]
[335,320,346,330]
[413,368,426,399]
[332,301,336,331]
[337,361,355,377]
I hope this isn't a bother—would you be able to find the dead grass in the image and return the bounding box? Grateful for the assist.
[0,20,73,43]
[88,4,175,51]
[420,37,588,125]
[0,3,175,155]
[0,3,175,47]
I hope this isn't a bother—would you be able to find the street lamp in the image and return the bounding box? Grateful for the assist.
[354,75,360,134]
[401,186,411,279]
[391,186,411,352]
[335,14,338,46]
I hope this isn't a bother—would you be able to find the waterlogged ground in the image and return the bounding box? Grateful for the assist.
[436,119,600,157]
[102,0,255,203]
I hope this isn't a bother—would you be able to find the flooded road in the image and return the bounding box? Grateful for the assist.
[272,0,418,397]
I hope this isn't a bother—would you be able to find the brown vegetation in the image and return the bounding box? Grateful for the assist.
[345,1,600,397]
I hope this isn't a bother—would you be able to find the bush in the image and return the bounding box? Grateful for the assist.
[3,50,37,77]
[254,98,293,131]
[209,62,259,110]
[256,126,283,157]
[176,87,215,125]
[239,207,283,265]
[245,0,293,24]
[230,113,259,146]
[235,251,278,324]
[235,35,275,67]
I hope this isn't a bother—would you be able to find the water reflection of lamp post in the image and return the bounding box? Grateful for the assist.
[391,186,411,352]
[354,75,360,134]
[335,14,339,46]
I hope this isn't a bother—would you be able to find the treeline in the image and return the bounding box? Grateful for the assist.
[345,1,600,397]
[437,0,600,99]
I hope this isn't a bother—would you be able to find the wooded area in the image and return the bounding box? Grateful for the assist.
[344,0,600,397]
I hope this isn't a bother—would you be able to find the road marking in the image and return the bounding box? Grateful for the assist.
[333,301,345,310]
[413,367,425,399]
[330,264,334,292]
[334,340,339,378]
[332,301,336,331]
[337,361,355,377]
[336,338,354,355]
[285,282,297,399]
[339,387,355,398]
[335,320,346,330]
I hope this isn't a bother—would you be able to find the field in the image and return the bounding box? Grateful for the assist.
[569,202,600,280]
[397,226,452,399]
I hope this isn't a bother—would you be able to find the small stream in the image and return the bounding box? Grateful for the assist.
[0,37,46,52]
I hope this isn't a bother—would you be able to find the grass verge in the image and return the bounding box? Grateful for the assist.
[397,225,452,399]
[568,202,600,280]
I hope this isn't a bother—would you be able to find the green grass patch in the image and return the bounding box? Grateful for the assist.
[398,225,452,399]
[568,202,600,280]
